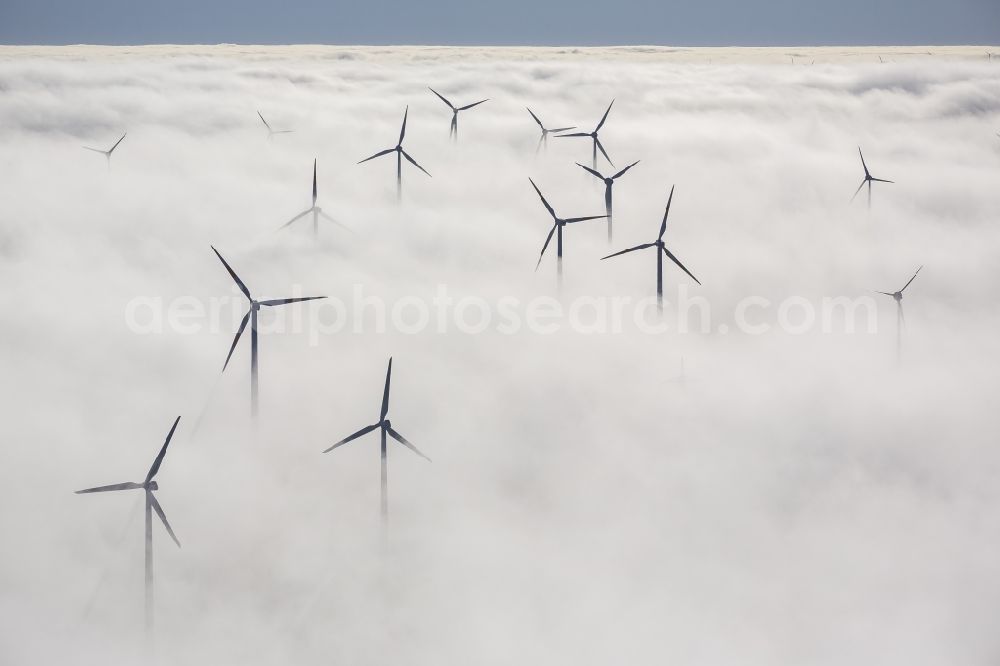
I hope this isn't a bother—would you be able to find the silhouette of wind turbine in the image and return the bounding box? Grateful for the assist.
[76,416,181,634]
[358,106,431,201]
[83,132,127,171]
[323,358,430,525]
[530,178,606,286]
[601,185,701,311]
[526,108,574,154]
[428,88,488,141]
[212,247,326,417]
[577,160,640,243]
[876,266,922,362]
[258,111,293,140]
[277,159,350,237]
[558,99,615,170]
[851,147,893,209]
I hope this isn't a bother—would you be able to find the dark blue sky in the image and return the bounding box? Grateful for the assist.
[1,0,997,45]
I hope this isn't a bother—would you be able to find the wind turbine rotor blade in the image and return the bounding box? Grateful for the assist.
[659,185,675,240]
[576,163,604,180]
[876,291,895,297]
[612,160,640,179]
[850,179,867,202]
[108,132,127,153]
[595,99,615,131]
[401,150,432,177]
[564,215,607,224]
[549,126,575,133]
[429,88,454,110]
[257,111,271,131]
[901,266,923,291]
[312,159,318,204]
[526,107,544,128]
[358,148,395,164]
[82,146,106,154]
[601,243,654,260]
[211,246,252,301]
[595,137,614,167]
[278,209,311,230]
[663,246,701,285]
[75,482,143,494]
[557,132,590,138]
[871,178,894,183]
[318,210,353,232]
[528,178,556,218]
[380,358,392,420]
[535,225,557,270]
[145,416,181,483]
[858,147,870,176]
[323,423,380,453]
[149,494,180,548]
[223,310,250,372]
[386,426,431,461]
[399,106,409,144]
[458,99,489,111]
[259,296,327,306]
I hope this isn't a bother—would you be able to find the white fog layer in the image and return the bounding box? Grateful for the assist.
[1,45,1000,665]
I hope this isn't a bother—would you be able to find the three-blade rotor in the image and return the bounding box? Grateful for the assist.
[211,246,327,371]
[358,107,432,177]
[75,416,183,547]
[600,185,702,285]
[323,358,431,461]
[529,178,606,270]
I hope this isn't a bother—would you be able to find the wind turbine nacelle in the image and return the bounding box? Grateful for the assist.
[382,419,391,429]
[146,481,159,490]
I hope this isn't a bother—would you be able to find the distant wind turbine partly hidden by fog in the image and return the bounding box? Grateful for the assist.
[558,99,615,170]
[601,185,701,311]
[277,159,350,237]
[526,107,574,154]
[257,110,293,140]
[428,88,488,141]
[876,265,922,362]
[323,358,430,527]
[358,106,431,201]
[852,147,894,209]
[530,178,606,285]
[212,247,326,417]
[577,160,640,243]
[76,416,182,635]
[83,132,126,170]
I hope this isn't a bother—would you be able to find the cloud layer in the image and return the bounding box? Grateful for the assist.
[1,46,1000,665]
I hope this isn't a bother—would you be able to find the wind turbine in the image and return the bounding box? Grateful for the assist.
[358,106,432,201]
[558,99,615,170]
[851,147,894,209]
[530,178,606,285]
[76,416,182,634]
[876,266,922,362]
[277,159,350,237]
[577,160,640,243]
[83,132,127,170]
[601,185,701,312]
[212,246,326,417]
[428,88,488,141]
[526,108,575,154]
[258,111,293,140]
[323,358,430,526]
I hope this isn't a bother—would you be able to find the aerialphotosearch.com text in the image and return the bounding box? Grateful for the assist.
[124,284,881,342]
